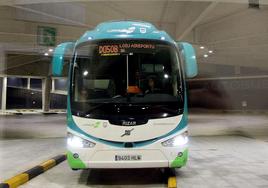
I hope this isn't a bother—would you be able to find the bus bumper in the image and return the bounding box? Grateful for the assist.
[67,147,188,169]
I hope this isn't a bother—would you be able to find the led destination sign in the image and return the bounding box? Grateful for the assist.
[99,43,156,56]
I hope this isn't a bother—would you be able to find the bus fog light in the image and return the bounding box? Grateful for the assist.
[177,152,183,157]
[67,132,95,148]
[161,131,188,147]
[73,153,79,159]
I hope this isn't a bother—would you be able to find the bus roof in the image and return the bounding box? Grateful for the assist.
[76,20,174,46]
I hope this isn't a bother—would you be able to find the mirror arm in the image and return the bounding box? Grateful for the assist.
[52,42,75,76]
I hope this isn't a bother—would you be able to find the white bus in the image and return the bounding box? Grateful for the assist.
[52,20,197,170]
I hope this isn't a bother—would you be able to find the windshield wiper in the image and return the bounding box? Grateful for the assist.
[112,95,123,99]
[85,96,127,114]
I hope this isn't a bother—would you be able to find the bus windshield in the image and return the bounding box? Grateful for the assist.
[71,40,184,121]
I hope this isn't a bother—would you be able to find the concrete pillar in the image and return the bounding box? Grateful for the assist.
[1,77,7,113]
[0,45,7,113]
[0,45,6,73]
[42,77,52,112]
[51,78,55,93]
[27,77,30,89]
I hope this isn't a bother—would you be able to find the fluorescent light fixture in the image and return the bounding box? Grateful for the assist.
[208,50,213,54]
[44,53,49,56]
[203,54,208,58]
[200,46,205,49]
[48,48,53,52]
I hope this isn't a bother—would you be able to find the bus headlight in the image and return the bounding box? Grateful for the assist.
[67,133,95,148]
[161,131,188,147]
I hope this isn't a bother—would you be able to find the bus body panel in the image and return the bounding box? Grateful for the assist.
[72,115,182,142]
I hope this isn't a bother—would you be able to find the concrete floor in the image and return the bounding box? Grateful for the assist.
[0,114,66,139]
[1,113,268,187]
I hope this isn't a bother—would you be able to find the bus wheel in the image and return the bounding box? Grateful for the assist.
[72,168,79,171]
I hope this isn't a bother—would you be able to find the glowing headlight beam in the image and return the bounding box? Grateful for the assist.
[67,133,96,148]
[161,132,188,147]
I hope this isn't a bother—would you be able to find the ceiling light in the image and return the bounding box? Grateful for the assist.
[200,46,205,49]
[208,50,213,54]
[203,54,208,58]
[83,70,88,76]
[44,53,49,56]
[48,48,53,52]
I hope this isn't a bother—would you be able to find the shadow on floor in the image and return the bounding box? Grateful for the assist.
[80,168,170,186]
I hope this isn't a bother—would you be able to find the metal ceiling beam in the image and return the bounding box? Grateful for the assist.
[1,0,268,6]
[177,2,218,40]
[159,0,169,29]
[11,5,93,28]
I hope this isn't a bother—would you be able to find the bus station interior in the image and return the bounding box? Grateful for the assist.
[1,0,268,187]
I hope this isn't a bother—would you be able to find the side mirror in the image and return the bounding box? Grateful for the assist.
[52,42,75,76]
[178,42,198,78]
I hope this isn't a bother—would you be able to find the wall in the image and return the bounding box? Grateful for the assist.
[0,6,86,45]
[188,77,268,110]
[194,5,268,68]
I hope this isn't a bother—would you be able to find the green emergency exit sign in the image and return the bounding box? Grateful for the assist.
[37,26,57,46]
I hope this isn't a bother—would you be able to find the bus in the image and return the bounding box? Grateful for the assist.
[52,20,197,170]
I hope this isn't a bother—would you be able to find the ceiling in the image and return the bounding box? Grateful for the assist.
[0,0,268,72]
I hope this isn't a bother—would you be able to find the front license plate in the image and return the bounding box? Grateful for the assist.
[115,155,142,161]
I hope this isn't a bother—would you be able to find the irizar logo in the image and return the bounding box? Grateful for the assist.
[107,27,135,34]
[122,120,136,126]
[121,128,134,137]
[140,27,146,33]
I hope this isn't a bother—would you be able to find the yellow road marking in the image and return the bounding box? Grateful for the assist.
[40,159,56,171]
[168,176,177,188]
[4,173,29,188]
